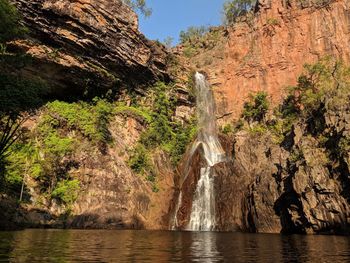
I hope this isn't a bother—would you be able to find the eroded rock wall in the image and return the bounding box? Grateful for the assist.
[214,103,350,234]
[15,114,175,230]
[186,0,350,121]
[7,0,169,97]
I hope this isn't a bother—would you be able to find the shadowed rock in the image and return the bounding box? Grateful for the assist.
[8,0,169,98]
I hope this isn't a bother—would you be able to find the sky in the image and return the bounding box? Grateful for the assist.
[138,0,227,45]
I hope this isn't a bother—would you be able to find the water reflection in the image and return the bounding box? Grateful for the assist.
[0,229,350,262]
[189,232,222,262]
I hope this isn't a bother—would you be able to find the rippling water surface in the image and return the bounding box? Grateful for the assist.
[1,229,350,262]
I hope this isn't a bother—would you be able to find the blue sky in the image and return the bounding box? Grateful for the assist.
[138,0,227,45]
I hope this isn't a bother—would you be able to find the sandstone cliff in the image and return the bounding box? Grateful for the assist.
[173,88,350,234]
[6,0,169,98]
[24,114,175,230]
[181,0,350,122]
[170,0,350,234]
[1,0,176,230]
[3,0,350,235]
[213,99,350,234]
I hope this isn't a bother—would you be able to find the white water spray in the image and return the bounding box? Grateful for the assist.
[186,72,225,231]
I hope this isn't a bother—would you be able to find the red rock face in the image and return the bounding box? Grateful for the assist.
[211,0,350,121]
[9,0,169,97]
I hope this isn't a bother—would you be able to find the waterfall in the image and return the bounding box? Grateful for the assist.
[173,72,225,231]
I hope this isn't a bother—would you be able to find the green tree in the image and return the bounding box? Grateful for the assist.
[51,179,80,206]
[242,91,269,123]
[223,0,256,24]
[0,75,48,171]
[122,0,152,17]
[285,58,341,116]
[140,82,175,148]
[179,26,209,44]
[129,144,152,174]
[163,36,174,49]
[0,0,26,43]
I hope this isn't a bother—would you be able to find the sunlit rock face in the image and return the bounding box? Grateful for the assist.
[185,0,350,122]
[8,0,169,97]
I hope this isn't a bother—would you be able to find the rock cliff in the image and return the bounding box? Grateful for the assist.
[3,0,350,235]
[214,100,350,234]
[173,104,350,234]
[182,0,350,122]
[7,0,169,98]
[1,0,175,230]
[3,112,176,230]
[170,0,350,234]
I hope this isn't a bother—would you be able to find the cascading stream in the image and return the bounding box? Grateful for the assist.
[173,72,225,231]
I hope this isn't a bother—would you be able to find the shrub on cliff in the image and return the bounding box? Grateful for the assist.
[0,0,27,43]
[140,82,197,165]
[223,0,256,25]
[129,144,152,175]
[179,26,209,44]
[242,91,269,123]
[44,99,114,145]
[51,179,80,206]
[122,0,152,17]
[128,82,197,177]
[179,27,222,58]
[270,58,350,145]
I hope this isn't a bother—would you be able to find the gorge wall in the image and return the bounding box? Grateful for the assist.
[212,0,350,234]
[6,0,169,98]
[185,0,350,121]
[213,99,350,234]
[171,0,350,234]
[1,0,176,230]
[2,0,350,235]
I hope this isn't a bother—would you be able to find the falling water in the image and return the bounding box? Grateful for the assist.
[186,72,226,231]
[186,72,225,231]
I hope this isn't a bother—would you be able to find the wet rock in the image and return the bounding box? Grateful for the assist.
[171,145,206,229]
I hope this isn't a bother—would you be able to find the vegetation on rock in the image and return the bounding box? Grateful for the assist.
[227,57,350,153]
[122,0,152,17]
[2,98,115,206]
[129,82,197,178]
[0,0,27,43]
[179,27,223,58]
[242,91,269,123]
[223,0,256,24]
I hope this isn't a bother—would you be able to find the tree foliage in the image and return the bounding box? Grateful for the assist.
[129,82,197,177]
[0,0,26,43]
[129,144,152,174]
[0,74,48,170]
[122,0,152,17]
[44,99,114,145]
[0,115,27,163]
[242,91,269,123]
[223,0,256,24]
[51,179,80,206]
[179,26,209,44]
[282,57,350,118]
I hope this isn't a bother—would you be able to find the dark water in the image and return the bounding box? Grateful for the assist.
[1,230,350,262]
